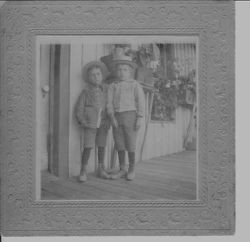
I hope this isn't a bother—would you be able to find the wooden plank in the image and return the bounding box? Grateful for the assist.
[47,44,70,178]
[120,176,195,200]
[136,161,196,180]
[128,178,196,200]
[82,174,159,200]
[43,179,103,200]
[137,165,196,182]
[42,182,79,199]
[67,173,136,199]
[79,174,160,200]
[144,157,196,165]
[41,189,64,200]
[52,44,61,176]
[42,151,197,200]
[67,169,185,199]
[68,43,83,176]
[58,45,70,178]
[66,176,131,200]
[138,156,196,167]
[134,171,196,192]
[139,91,154,162]
[42,173,195,200]
[135,166,196,186]
[48,45,56,174]
[137,162,195,175]
[49,45,60,175]
[86,168,195,199]
[140,160,196,171]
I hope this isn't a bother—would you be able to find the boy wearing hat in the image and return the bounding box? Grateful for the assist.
[75,61,111,182]
[107,54,145,180]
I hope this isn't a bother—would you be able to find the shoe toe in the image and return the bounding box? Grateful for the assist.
[110,174,119,180]
[78,175,87,182]
[100,172,110,179]
[126,172,135,181]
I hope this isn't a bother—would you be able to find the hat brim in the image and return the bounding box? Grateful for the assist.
[82,61,109,83]
[111,60,137,70]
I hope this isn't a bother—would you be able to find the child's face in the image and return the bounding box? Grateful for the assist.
[116,64,132,81]
[88,67,103,85]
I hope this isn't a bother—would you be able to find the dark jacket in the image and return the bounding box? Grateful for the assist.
[75,83,110,129]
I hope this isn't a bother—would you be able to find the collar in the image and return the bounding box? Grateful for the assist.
[114,79,135,84]
[87,83,103,91]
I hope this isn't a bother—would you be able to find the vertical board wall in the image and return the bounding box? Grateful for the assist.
[39,41,196,177]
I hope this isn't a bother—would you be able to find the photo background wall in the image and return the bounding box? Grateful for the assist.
[37,36,198,178]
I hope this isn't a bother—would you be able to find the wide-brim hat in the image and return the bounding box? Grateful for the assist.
[111,54,137,70]
[82,61,109,82]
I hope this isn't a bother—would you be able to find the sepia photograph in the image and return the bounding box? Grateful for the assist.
[0,0,235,236]
[37,36,198,201]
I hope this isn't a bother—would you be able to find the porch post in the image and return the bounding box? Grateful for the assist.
[48,44,70,178]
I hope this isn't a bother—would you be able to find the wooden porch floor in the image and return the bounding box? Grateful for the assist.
[41,150,197,200]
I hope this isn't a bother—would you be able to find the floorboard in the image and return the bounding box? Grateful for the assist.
[41,150,197,200]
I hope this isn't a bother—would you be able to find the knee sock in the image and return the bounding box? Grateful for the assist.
[98,146,105,166]
[81,147,91,170]
[118,150,125,170]
[128,152,135,167]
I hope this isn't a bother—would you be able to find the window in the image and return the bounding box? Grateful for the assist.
[151,43,197,122]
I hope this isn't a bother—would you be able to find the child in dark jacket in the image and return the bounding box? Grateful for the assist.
[75,61,111,182]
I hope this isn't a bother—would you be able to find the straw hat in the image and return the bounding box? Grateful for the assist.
[82,61,109,82]
[111,52,137,70]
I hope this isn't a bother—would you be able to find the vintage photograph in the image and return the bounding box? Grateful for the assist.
[0,0,235,236]
[37,35,198,200]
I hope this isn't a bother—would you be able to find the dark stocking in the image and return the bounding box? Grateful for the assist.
[128,152,135,167]
[118,150,126,170]
[98,146,105,165]
[81,147,91,170]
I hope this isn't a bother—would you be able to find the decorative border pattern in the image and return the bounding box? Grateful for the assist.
[0,0,235,236]
[28,27,206,209]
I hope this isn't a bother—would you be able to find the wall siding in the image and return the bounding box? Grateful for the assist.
[68,42,108,176]
[141,107,191,161]
[67,43,195,176]
[37,42,196,177]
[68,43,83,177]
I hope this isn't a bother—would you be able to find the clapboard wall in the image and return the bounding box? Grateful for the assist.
[68,43,194,177]
[39,41,196,178]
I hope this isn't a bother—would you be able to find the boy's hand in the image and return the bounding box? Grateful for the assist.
[79,120,87,128]
[101,119,111,129]
[111,116,118,128]
[135,117,143,131]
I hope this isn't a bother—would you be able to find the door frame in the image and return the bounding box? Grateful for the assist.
[48,44,70,178]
